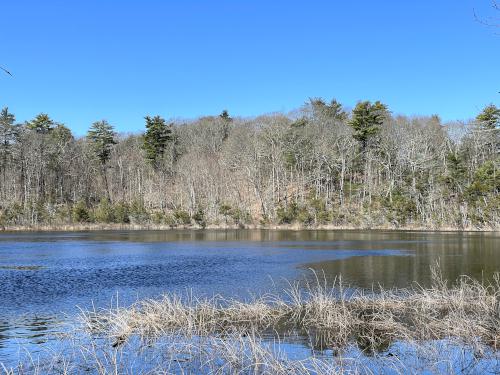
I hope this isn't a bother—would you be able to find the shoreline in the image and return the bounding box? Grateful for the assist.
[0,222,497,233]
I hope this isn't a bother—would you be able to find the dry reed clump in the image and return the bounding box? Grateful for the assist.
[80,293,287,348]
[4,267,500,374]
[81,265,500,355]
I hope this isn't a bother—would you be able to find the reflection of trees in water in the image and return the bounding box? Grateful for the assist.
[304,232,500,289]
[20,228,498,248]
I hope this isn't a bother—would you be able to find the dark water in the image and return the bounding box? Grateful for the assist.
[0,229,499,365]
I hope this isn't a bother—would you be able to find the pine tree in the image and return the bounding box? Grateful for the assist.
[87,120,116,165]
[310,98,347,121]
[87,120,116,202]
[219,110,232,141]
[27,113,55,134]
[0,107,18,192]
[0,107,17,159]
[476,104,500,130]
[142,115,172,166]
[219,110,232,122]
[326,99,347,120]
[349,101,388,150]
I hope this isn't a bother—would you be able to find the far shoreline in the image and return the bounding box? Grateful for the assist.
[0,223,498,233]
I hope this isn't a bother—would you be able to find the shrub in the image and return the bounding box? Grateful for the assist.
[218,204,250,225]
[55,204,72,223]
[383,190,417,226]
[276,204,293,224]
[276,202,312,224]
[129,199,150,223]
[219,203,232,223]
[308,195,330,224]
[193,208,206,228]
[72,201,90,223]
[151,211,165,225]
[297,207,314,225]
[94,198,114,223]
[114,202,130,223]
[232,208,251,225]
[174,210,191,225]
[2,203,24,225]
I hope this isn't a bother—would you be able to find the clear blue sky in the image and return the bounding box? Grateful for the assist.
[1,0,498,135]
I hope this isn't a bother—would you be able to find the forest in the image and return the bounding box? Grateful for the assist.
[0,99,499,230]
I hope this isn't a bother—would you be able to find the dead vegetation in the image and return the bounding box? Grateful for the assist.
[82,265,500,354]
[3,266,500,374]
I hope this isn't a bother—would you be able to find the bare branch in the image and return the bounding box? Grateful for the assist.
[0,66,12,76]
[473,1,500,28]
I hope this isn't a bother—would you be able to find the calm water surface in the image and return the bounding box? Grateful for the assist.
[0,229,499,365]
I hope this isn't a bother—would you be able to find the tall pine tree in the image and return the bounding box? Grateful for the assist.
[27,113,56,134]
[87,120,116,201]
[142,115,172,167]
[87,120,116,165]
[0,107,18,193]
[219,110,232,141]
[476,104,500,130]
[349,101,388,151]
[0,107,17,161]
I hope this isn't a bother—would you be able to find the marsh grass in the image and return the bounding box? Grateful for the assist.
[3,265,500,374]
[81,264,500,353]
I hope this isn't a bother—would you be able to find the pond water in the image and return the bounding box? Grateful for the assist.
[0,229,499,367]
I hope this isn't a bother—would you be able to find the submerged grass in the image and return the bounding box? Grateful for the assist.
[3,265,500,374]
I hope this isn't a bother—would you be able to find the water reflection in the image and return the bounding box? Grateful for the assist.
[0,228,489,243]
[304,231,500,288]
[1,229,499,366]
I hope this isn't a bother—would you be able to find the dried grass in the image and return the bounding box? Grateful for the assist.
[3,265,500,374]
[82,264,500,354]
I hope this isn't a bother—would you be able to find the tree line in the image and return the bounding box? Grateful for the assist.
[0,99,499,229]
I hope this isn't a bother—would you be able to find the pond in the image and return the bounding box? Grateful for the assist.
[0,229,499,367]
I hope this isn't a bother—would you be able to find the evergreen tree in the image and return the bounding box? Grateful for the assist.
[87,120,116,202]
[349,101,388,150]
[87,120,116,165]
[27,113,55,134]
[219,110,232,122]
[219,110,232,141]
[466,158,500,201]
[142,115,172,166]
[476,104,500,130]
[0,107,17,160]
[310,98,347,121]
[0,107,18,190]
[326,99,347,120]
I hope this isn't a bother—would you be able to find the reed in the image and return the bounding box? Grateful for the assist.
[3,265,500,374]
[82,265,500,352]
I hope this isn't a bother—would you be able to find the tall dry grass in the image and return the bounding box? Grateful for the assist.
[3,265,500,374]
[81,265,500,353]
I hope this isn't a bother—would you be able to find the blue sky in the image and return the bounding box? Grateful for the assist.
[0,0,498,135]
